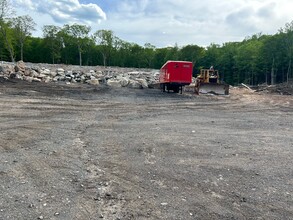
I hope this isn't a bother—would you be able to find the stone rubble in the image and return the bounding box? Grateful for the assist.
[0,61,160,89]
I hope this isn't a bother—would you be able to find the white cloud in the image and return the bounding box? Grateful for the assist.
[14,0,106,24]
[12,0,293,47]
[14,0,35,10]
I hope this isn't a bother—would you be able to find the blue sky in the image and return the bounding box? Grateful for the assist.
[13,0,293,48]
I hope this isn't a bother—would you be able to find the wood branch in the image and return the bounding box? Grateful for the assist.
[241,83,254,91]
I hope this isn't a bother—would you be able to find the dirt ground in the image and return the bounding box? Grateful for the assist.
[0,79,292,220]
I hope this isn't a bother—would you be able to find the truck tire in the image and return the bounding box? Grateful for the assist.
[173,86,179,93]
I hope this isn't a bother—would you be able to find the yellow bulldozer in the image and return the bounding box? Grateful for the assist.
[195,68,229,95]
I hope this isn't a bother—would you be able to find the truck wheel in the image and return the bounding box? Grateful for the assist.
[160,83,165,92]
[174,86,179,93]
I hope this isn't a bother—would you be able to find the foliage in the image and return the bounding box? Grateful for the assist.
[43,25,62,64]
[0,0,15,62]
[62,23,91,66]
[11,15,36,61]
[93,29,116,66]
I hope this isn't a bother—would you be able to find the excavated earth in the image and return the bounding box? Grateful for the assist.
[0,78,292,220]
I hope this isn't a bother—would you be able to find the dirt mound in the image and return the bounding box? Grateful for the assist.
[255,81,293,95]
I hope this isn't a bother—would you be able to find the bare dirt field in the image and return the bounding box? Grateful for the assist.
[0,79,292,220]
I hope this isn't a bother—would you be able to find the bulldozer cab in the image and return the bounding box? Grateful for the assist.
[195,68,229,95]
[200,69,219,84]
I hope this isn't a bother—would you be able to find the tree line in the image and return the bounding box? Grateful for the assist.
[1,0,293,85]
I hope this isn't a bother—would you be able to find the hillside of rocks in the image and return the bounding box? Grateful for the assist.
[0,61,160,89]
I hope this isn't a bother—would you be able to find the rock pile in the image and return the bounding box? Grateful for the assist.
[0,61,160,89]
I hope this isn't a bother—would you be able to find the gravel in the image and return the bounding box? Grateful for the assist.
[0,79,292,219]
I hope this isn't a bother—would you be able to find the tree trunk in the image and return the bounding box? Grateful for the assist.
[271,58,275,85]
[271,68,274,85]
[20,42,23,61]
[102,53,106,67]
[78,44,82,66]
[287,60,291,84]
[0,26,15,62]
[79,50,82,66]
[5,36,14,62]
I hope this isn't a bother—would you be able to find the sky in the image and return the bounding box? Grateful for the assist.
[13,0,293,48]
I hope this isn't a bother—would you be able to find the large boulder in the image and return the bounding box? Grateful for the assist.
[30,70,39,78]
[32,78,42,82]
[0,65,5,73]
[37,73,47,79]
[31,66,41,73]
[24,69,31,76]
[44,77,52,83]
[41,68,51,75]
[128,80,142,89]
[24,76,33,82]
[14,61,26,72]
[107,79,122,87]
[14,72,24,80]
[57,68,65,75]
[120,78,130,87]
[86,79,99,85]
[136,78,148,88]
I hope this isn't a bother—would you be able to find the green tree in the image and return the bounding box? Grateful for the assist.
[217,42,238,84]
[11,15,36,61]
[43,25,62,64]
[279,20,293,82]
[164,44,179,62]
[202,43,221,69]
[93,29,115,66]
[114,40,132,67]
[179,44,205,74]
[179,44,204,63]
[153,47,169,69]
[143,43,156,68]
[24,36,47,63]
[129,43,145,68]
[63,23,91,66]
[0,0,15,62]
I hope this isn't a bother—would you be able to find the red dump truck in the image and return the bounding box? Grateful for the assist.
[159,60,193,93]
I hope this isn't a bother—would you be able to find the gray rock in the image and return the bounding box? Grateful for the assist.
[107,79,121,87]
[128,80,142,89]
[15,72,23,80]
[57,68,65,73]
[120,78,129,87]
[42,68,51,75]
[44,77,52,83]
[24,69,31,76]
[30,70,39,78]
[32,78,42,82]
[37,73,46,79]
[15,61,25,72]
[9,72,17,78]
[87,79,99,85]
[50,71,57,77]
[136,78,148,88]
[24,76,33,82]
